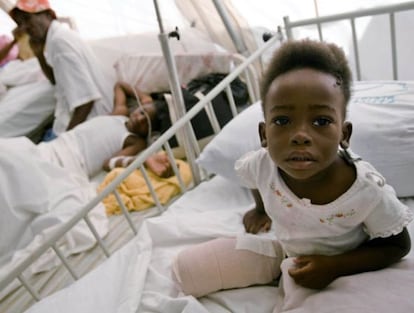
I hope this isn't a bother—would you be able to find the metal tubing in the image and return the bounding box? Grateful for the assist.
[114,190,138,235]
[163,142,187,192]
[284,1,414,28]
[83,215,110,257]
[0,33,282,292]
[51,244,79,280]
[350,18,361,80]
[140,165,164,212]
[211,0,248,54]
[153,0,201,183]
[225,85,238,117]
[389,13,398,79]
[18,274,40,301]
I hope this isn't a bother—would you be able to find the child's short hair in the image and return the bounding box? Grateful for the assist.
[260,39,352,113]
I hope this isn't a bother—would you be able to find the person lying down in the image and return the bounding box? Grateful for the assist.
[36,107,173,181]
[32,82,174,182]
[0,90,175,270]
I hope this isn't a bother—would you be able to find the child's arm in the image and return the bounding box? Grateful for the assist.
[112,82,154,116]
[243,189,272,234]
[112,82,133,116]
[288,228,411,289]
[102,136,173,178]
[102,135,147,171]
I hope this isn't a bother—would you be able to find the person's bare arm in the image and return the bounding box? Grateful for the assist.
[102,136,173,177]
[288,228,411,289]
[112,82,153,116]
[243,189,272,234]
[112,82,130,116]
[66,101,94,130]
[29,39,55,84]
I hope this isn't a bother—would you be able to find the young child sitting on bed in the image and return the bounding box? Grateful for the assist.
[172,39,412,297]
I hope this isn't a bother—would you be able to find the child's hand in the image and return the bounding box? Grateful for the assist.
[287,255,338,289]
[243,208,272,234]
[145,153,173,178]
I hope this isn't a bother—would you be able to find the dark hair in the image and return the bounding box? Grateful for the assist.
[260,39,352,115]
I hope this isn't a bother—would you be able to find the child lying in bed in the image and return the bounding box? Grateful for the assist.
[36,100,173,180]
[173,39,412,296]
[0,91,173,267]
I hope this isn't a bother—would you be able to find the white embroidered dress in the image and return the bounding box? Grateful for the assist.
[235,148,413,257]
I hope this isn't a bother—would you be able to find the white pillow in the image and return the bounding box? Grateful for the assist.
[114,52,232,94]
[348,81,414,197]
[196,101,263,183]
[197,81,414,197]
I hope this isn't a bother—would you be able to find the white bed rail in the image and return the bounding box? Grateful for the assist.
[282,1,414,80]
[0,32,282,308]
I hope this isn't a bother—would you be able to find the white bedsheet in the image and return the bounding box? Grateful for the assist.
[0,59,55,138]
[0,80,55,137]
[0,137,108,300]
[24,176,414,313]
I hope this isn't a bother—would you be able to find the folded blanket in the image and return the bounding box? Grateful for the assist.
[98,159,192,215]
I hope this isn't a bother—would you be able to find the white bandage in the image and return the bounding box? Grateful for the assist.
[108,156,124,170]
[121,156,135,167]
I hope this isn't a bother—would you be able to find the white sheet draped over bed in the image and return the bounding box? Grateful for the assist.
[0,59,56,138]
[23,176,414,313]
[0,137,108,300]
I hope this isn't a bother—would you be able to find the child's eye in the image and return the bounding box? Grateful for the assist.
[273,116,290,126]
[313,117,332,126]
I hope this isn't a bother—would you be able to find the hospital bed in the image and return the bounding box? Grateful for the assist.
[0,24,262,313]
[1,2,414,313]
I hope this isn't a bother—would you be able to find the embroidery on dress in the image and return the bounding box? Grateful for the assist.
[319,209,356,224]
[270,182,293,208]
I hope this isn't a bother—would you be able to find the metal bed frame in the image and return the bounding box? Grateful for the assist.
[0,32,282,313]
[4,1,414,311]
[282,1,414,80]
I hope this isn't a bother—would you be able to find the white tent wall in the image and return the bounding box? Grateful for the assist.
[218,0,414,80]
[174,0,265,76]
[0,0,188,39]
[2,0,414,80]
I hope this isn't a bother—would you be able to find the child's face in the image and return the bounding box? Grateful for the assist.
[260,68,351,182]
[126,103,156,137]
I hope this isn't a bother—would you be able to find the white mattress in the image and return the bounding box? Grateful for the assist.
[23,175,414,313]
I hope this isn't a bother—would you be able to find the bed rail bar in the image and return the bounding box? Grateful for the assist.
[283,1,414,80]
[0,31,283,305]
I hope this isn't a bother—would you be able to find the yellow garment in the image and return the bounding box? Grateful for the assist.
[98,159,192,215]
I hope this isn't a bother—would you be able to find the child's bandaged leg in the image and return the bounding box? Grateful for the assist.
[172,236,284,298]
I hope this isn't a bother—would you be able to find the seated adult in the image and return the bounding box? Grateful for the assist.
[9,0,114,138]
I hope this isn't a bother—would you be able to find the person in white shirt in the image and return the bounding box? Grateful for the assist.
[37,102,173,179]
[10,0,113,137]
[236,39,412,289]
[172,39,413,298]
